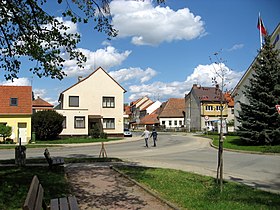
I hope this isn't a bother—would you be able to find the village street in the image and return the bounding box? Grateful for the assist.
[1,133,279,193]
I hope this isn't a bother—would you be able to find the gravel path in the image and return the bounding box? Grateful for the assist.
[65,163,175,210]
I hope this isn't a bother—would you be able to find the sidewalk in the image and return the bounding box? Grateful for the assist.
[65,163,179,210]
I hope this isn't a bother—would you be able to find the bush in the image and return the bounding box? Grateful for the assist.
[0,124,12,143]
[32,110,64,140]
[89,124,100,138]
[100,132,107,139]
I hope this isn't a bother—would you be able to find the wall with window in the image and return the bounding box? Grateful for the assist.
[0,115,31,144]
[57,67,125,135]
[159,117,185,128]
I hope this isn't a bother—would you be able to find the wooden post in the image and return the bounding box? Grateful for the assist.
[99,142,107,158]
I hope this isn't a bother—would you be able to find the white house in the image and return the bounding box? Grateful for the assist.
[55,67,126,137]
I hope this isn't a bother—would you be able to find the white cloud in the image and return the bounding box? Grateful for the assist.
[127,63,243,102]
[109,67,157,84]
[62,46,131,77]
[228,44,244,51]
[0,78,31,86]
[110,0,205,46]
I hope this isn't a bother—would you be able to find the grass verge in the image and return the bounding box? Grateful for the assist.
[117,165,280,210]
[204,135,280,153]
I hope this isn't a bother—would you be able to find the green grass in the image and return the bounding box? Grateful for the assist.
[204,135,280,153]
[1,159,279,210]
[117,165,280,210]
[0,137,122,149]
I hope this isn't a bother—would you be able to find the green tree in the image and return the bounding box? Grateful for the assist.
[237,36,280,145]
[0,124,12,142]
[32,110,64,140]
[1,0,164,81]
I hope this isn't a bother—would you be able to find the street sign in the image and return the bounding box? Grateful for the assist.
[204,116,209,121]
[276,105,280,114]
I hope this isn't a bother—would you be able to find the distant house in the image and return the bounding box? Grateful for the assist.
[185,84,228,132]
[139,108,160,128]
[158,98,185,129]
[55,67,126,137]
[232,23,280,130]
[129,96,153,127]
[0,86,32,144]
[123,105,131,129]
[32,96,53,113]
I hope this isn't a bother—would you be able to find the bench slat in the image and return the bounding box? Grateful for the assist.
[34,184,44,210]
[59,197,69,210]
[50,198,59,210]
[23,176,40,210]
[68,196,79,210]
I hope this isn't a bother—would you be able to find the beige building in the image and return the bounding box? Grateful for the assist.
[55,67,126,137]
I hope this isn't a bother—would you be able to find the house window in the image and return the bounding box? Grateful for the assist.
[103,118,115,129]
[216,106,223,111]
[162,121,165,125]
[62,116,66,129]
[231,108,234,114]
[103,97,115,108]
[179,120,182,126]
[74,116,85,128]
[10,98,18,106]
[69,96,79,107]
[169,120,172,126]
[174,120,177,126]
[205,105,213,111]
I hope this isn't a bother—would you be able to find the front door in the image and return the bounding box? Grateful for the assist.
[18,123,27,144]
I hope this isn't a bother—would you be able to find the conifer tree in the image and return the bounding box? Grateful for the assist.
[237,36,280,145]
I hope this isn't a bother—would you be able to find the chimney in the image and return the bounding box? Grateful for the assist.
[78,76,83,82]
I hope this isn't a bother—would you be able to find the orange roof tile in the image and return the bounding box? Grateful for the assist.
[158,98,185,118]
[0,86,32,115]
[32,96,53,108]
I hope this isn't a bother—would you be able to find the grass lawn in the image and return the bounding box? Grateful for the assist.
[1,158,279,210]
[0,137,122,149]
[117,165,280,210]
[204,135,280,153]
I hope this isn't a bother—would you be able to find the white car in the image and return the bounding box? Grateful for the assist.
[124,128,132,137]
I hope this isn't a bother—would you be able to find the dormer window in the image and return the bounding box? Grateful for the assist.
[69,96,79,107]
[10,98,18,106]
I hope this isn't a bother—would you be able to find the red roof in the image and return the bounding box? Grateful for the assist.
[32,97,53,108]
[0,86,32,115]
[224,92,234,107]
[158,98,185,118]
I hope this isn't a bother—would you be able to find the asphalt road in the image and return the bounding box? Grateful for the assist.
[1,133,279,193]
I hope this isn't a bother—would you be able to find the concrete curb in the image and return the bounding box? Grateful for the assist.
[111,165,181,210]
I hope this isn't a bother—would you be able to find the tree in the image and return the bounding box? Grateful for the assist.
[0,0,164,81]
[237,35,280,145]
[32,110,64,140]
[0,124,12,142]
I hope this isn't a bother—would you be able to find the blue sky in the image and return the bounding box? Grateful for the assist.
[1,0,280,105]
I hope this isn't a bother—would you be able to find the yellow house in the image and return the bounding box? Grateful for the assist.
[185,84,230,132]
[0,86,32,144]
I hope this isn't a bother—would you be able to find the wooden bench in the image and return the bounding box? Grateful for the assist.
[23,175,79,210]
[44,148,64,168]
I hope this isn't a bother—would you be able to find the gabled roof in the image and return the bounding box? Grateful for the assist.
[59,67,126,101]
[0,85,32,115]
[141,101,154,111]
[190,85,222,102]
[139,108,160,125]
[232,23,280,96]
[158,98,185,118]
[32,96,53,108]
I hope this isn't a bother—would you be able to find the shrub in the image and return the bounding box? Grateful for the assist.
[0,124,12,143]
[32,110,64,140]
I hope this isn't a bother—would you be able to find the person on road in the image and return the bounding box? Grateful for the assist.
[150,128,158,147]
[141,128,150,147]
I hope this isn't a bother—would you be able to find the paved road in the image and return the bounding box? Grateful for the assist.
[1,133,279,193]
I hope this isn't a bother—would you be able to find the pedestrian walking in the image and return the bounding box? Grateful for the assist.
[141,128,150,147]
[150,128,158,147]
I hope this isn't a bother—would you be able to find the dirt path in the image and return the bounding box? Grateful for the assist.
[65,163,175,210]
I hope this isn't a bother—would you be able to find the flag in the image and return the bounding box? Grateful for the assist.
[257,17,267,36]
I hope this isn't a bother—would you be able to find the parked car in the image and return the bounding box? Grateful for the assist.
[124,128,132,137]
